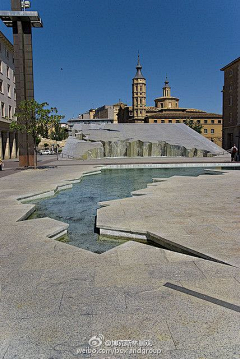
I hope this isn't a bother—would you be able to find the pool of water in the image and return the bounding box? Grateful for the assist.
[29,167,224,253]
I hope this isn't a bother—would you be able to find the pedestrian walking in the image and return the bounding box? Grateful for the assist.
[0,158,3,171]
[230,144,238,162]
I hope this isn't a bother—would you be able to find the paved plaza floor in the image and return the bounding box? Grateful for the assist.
[0,155,240,358]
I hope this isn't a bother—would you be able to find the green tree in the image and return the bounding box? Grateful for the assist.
[184,119,203,134]
[10,99,64,168]
[50,122,69,141]
[35,137,41,147]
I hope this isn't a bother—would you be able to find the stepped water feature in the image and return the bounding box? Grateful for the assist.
[63,123,226,159]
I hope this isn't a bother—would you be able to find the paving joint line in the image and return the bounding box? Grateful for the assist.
[164,282,240,313]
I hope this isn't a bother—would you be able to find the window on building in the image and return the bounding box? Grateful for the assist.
[6,49,9,58]
[229,113,232,123]
[7,66,10,78]
[9,105,12,119]
[211,120,214,124]
[204,120,207,124]
[176,120,180,123]
[0,43,2,52]
[135,86,137,91]
[140,111,142,115]
[14,88,16,101]
[229,84,233,91]
[168,120,172,123]
[229,69,233,76]
[218,120,221,124]
[140,86,142,91]
[1,102,5,117]
[229,96,233,106]
[7,84,11,97]
[0,60,2,73]
[183,120,186,123]
[161,103,163,108]
[168,102,172,108]
[161,120,165,123]
[197,120,200,124]
[0,80,3,93]
[140,98,142,104]
[204,129,208,134]
[211,129,214,134]
[154,120,157,123]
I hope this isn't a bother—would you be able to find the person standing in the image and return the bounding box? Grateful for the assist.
[0,158,3,171]
[230,144,238,162]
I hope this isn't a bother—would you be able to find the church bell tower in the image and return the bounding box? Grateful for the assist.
[132,54,146,122]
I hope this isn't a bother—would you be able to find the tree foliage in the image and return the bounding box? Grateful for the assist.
[10,100,64,145]
[50,122,69,141]
[184,119,203,134]
[10,99,64,167]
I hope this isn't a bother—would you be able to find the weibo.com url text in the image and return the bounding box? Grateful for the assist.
[77,347,162,355]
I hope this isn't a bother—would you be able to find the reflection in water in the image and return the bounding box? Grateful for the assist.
[30,167,222,253]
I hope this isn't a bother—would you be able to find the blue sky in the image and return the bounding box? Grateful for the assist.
[1,0,239,121]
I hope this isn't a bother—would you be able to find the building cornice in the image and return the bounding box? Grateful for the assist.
[220,57,240,71]
[0,30,13,52]
[155,96,179,101]
[147,110,222,120]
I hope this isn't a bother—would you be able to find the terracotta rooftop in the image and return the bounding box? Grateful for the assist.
[147,110,222,119]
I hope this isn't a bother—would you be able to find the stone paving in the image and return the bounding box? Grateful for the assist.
[0,157,240,358]
[97,168,240,267]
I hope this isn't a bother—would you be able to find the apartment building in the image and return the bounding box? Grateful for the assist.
[220,57,240,149]
[0,31,17,159]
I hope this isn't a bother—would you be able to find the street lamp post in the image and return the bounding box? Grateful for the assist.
[0,1,43,167]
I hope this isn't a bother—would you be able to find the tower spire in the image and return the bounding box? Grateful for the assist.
[165,74,169,85]
[132,53,146,121]
[134,53,144,79]
[163,76,171,97]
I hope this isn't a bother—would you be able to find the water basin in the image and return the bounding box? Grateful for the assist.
[28,166,228,253]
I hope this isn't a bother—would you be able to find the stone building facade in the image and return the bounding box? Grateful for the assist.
[73,102,126,129]
[79,109,96,120]
[132,55,146,122]
[0,31,17,160]
[220,57,240,149]
[118,69,222,147]
[94,103,124,124]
